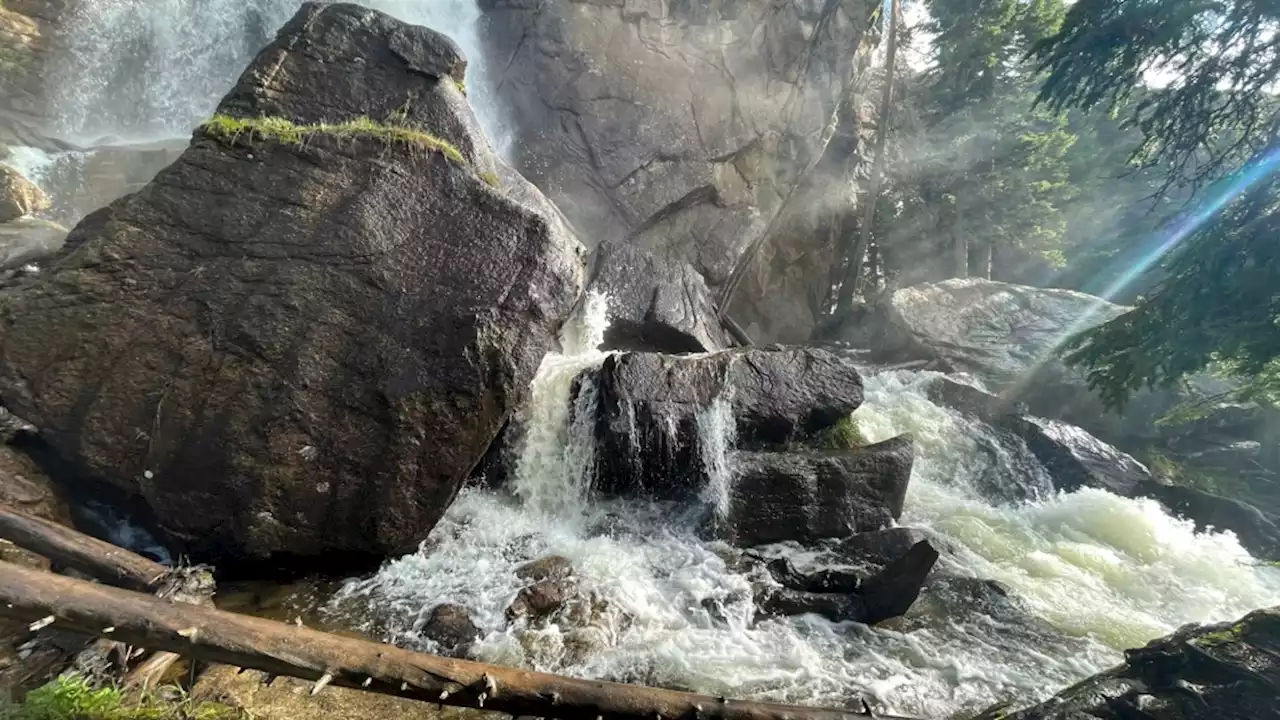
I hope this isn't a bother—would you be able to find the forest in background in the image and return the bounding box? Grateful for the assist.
[831,0,1279,411]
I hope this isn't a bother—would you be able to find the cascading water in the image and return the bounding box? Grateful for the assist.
[44,0,508,150]
[23,2,1280,714]
[332,354,1280,718]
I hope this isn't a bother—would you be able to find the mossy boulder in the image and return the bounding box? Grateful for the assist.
[0,3,584,564]
[1011,606,1280,719]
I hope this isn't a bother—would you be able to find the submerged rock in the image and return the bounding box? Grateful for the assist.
[420,604,480,656]
[588,241,728,353]
[721,437,914,546]
[589,346,864,497]
[0,3,584,562]
[1011,606,1280,720]
[0,163,47,222]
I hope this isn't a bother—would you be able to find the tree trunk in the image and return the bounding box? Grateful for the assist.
[0,562,913,720]
[0,502,213,690]
[836,0,901,314]
[0,502,167,592]
[952,233,967,278]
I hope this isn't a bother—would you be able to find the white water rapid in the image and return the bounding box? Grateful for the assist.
[44,0,508,150]
[330,305,1280,718]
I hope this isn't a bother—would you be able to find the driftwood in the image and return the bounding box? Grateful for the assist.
[0,502,212,689]
[0,562,918,720]
[0,502,168,592]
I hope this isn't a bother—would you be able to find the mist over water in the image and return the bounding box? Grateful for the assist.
[25,1,1280,715]
[331,304,1280,718]
[46,0,506,149]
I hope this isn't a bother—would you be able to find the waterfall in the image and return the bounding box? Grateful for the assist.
[45,0,508,150]
[511,290,612,517]
[332,362,1280,717]
[696,391,737,518]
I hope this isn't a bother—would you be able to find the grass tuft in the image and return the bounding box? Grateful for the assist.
[0,676,244,720]
[811,414,869,450]
[200,114,466,165]
[479,171,500,188]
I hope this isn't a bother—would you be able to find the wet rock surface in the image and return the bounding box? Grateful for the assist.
[588,241,728,354]
[1011,606,1280,720]
[721,437,914,546]
[421,603,481,655]
[757,539,940,626]
[0,216,66,270]
[0,3,585,563]
[0,164,48,222]
[1005,415,1152,496]
[588,346,865,497]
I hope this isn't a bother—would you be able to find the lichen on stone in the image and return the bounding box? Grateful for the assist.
[199,115,466,165]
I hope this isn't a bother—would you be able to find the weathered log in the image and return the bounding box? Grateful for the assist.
[0,502,167,592]
[0,562,914,720]
[0,502,213,689]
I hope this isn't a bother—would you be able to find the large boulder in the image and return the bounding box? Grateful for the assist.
[0,163,48,222]
[870,278,1129,385]
[588,346,864,496]
[857,279,1237,454]
[0,3,584,562]
[720,437,914,546]
[588,241,728,353]
[1004,415,1152,497]
[1011,606,1280,720]
[480,0,877,332]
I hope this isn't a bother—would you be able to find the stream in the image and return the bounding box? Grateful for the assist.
[13,1,1280,716]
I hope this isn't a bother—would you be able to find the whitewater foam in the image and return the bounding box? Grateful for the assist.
[334,359,1280,717]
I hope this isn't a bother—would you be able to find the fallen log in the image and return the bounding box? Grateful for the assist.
[0,502,213,689]
[0,562,914,720]
[0,501,167,592]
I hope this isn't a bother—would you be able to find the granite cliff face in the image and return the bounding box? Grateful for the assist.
[481,0,876,341]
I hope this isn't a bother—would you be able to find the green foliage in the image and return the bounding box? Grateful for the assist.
[1036,0,1280,410]
[200,114,466,165]
[1063,174,1280,410]
[0,677,242,720]
[812,415,869,449]
[1030,0,1280,195]
[479,171,500,188]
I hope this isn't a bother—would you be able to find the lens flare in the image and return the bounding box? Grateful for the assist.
[1008,146,1280,397]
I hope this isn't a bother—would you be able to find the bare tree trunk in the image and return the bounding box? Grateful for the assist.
[980,242,994,280]
[952,233,968,278]
[0,502,167,592]
[836,0,901,314]
[0,562,918,720]
[0,502,213,690]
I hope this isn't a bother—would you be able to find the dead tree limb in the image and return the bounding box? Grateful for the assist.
[0,562,917,720]
[0,503,213,689]
[0,502,168,592]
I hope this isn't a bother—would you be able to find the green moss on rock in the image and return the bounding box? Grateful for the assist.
[200,115,466,165]
[811,414,869,449]
[2,676,244,720]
